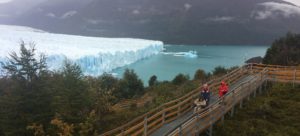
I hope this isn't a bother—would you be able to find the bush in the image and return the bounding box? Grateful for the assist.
[172,73,189,85]
[148,75,158,86]
[194,69,206,80]
[117,69,144,99]
[212,66,227,76]
[98,73,119,91]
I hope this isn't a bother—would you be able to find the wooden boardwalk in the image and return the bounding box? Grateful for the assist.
[100,64,300,136]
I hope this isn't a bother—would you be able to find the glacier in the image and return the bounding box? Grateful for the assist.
[0,25,164,76]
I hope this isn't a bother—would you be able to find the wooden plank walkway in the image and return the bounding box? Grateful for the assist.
[150,75,255,136]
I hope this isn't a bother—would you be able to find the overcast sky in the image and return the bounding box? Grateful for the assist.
[0,0,12,4]
[1,0,300,5]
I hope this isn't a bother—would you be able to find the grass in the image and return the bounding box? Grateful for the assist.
[213,83,300,136]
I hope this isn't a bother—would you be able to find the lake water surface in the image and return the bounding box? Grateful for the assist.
[113,45,269,85]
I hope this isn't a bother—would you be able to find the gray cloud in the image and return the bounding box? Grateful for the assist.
[46,13,56,18]
[253,2,300,20]
[184,3,192,11]
[61,10,77,19]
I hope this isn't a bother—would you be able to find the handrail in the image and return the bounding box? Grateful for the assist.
[164,67,269,135]
[164,65,299,136]
[101,66,247,135]
[101,64,299,136]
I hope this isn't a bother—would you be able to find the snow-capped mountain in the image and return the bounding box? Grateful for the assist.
[1,0,300,45]
[0,25,164,75]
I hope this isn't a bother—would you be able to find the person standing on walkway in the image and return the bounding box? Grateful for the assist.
[219,81,229,98]
[201,83,210,106]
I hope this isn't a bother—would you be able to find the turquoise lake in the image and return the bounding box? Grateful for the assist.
[113,45,269,85]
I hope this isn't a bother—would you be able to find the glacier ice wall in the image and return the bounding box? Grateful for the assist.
[0,25,164,76]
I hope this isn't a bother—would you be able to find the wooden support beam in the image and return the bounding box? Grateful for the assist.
[177,105,181,116]
[121,127,125,136]
[240,100,243,109]
[162,110,166,124]
[230,106,235,117]
[196,116,201,133]
[208,125,213,136]
[264,80,268,91]
[221,115,225,124]
[179,125,183,136]
[293,69,296,88]
[259,85,262,94]
[222,103,226,124]
[144,116,148,136]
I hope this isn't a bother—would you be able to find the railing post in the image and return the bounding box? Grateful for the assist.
[239,99,243,109]
[231,90,235,117]
[162,107,166,124]
[230,106,235,117]
[247,83,251,101]
[207,106,213,136]
[250,63,253,74]
[259,84,262,94]
[293,69,296,88]
[196,115,201,134]
[177,103,181,116]
[264,80,268,91]
[221,100,225,124]
[253,88,256,98]
[179,125,183,136]
[121,127,125,136]
[208,125,213,136]
[144,116,148,136]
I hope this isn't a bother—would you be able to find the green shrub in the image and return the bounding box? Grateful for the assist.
[194,69,206,80]
[212,66,227,76]
[172,73,189,85]
[148,75,158,86]
[117,69,144,99]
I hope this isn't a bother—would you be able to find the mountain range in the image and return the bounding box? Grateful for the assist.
[0,0,300,45]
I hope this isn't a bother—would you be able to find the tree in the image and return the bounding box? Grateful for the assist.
[212,66,227,76]
[117,69,144,99]
[53,60,90,124]
[148,75,158,86]
[98,73,119,92]
[172,73,189,85]
[263,33,300,65]
[0,42,52,135]
[1,41,47,85]
[194,69,206,80]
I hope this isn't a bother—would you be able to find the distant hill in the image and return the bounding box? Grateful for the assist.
[1,0,300,45]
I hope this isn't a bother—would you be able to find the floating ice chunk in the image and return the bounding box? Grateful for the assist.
[162,50,198,58]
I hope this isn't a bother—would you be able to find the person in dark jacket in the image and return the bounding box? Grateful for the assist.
[200,83,210,105]
[219,81,229,98]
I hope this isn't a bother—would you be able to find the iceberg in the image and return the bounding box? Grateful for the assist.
[0,25,164,76]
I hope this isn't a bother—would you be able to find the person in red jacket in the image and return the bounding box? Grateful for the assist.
[219,81,229,98]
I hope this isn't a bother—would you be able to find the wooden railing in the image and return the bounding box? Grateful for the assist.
[100,65,249,136]
[164,64,300,136]
[101,64,300,136]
